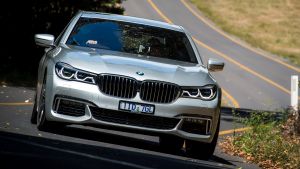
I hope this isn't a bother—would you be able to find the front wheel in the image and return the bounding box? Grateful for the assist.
[36,77,51,130]
[30,93,37,124]
[185,119,220,160]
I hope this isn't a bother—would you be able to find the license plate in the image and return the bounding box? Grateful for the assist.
[119,101,155,114]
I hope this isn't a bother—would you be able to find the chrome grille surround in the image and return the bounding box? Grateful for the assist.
[140,81,181,103]
[98,74,181,103]
[98,74,138,99]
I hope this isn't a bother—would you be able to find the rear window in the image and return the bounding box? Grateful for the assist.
[66,17,198,63]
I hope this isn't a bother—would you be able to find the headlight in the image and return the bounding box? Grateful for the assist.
[55,62,96,84]
[181,85,217,100]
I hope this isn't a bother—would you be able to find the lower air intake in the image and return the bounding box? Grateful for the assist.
[89,106,180,130]
[56,99,86,117]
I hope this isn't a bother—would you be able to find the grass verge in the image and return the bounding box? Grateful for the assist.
[190,0,300,66]
[219,111,300,169]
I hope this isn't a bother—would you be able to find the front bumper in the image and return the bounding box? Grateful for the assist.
[44,74,221,143]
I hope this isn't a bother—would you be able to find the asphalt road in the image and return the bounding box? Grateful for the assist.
[123,0,300,111]
[1,0,295,168]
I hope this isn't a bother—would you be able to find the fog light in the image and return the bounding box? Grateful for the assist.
[54,98,86,117]
[180,117,211,135]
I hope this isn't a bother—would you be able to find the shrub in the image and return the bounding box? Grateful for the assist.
[223,110,300,169]
[0,0,124,86]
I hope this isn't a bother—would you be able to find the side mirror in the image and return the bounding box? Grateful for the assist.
[208,58,224,72]
[34,34,55,47]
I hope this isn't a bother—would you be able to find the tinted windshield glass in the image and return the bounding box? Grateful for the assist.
[66,17,198,63]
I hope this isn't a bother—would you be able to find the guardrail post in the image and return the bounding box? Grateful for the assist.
[291,75,298,114]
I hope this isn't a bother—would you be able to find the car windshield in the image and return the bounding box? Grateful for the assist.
[66,17,198,64]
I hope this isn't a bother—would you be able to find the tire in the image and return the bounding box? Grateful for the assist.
[159,135,184,152]
[30,93,37,124]
[185,119,220,160]
[36,76,52,130]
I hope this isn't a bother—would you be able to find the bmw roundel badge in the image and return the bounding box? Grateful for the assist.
[136,71,144,76]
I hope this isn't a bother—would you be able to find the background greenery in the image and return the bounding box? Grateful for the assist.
[220,110,300,169]
[0,0,124,86]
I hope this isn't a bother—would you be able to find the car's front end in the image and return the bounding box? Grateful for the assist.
[33,11,224,159]
[44,53,221,143]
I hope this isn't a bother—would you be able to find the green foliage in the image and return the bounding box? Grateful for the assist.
[233,111,300,168]
[242,111,277,126]
[32,0,124,37]
[0,0,124,86]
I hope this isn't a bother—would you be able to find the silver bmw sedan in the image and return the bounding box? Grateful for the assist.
[31,11,224,159]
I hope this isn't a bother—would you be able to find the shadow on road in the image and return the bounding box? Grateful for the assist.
[42,123,235,166]
[0,130,234,169]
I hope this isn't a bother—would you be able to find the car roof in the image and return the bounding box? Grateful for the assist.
[80,11,184,32]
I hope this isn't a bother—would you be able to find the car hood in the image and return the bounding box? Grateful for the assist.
[54,45,216,86]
